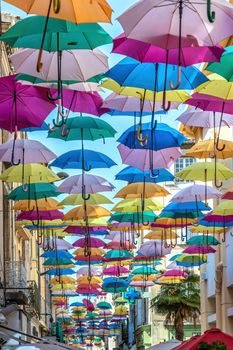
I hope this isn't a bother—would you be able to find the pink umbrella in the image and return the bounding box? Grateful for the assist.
[113,34,224,66]
[171,184,222,202]
[56,174,114,194]
[77,286,101,295]
[73,237,105,248]
[177,107,233,128]
[50,90,109,116]
[106,232,132,241]
[118,144,182,170]
[162,270,188,277]
[103,266,129,276]
[65,225,108,234]
[185,93,233,115]
[138,240,172,257]
[183,245,216,254]
[152,223,190,229]
[202,213,233,223]
[102,91,180,112]
[77,267,102,276]
[17,209,64,221]
[0,139,56,165]
[130,281,155,287]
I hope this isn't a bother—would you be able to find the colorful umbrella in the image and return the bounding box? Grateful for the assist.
[115,166,174,183]
[59,193,112,206]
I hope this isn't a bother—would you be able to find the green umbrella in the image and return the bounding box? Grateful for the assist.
[48,116,116,141]
[206,47,233,81]
[7,183,60,201]
[15,73,104,85]
[96,302,111,310]
[43,258,74,266]
[1,16,112,51]
[131,267,158,275]
[109,211,157,223]
[103,250,133,260]
[186,235,220,246]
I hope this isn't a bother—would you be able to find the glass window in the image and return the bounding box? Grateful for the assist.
[175,158,196,183]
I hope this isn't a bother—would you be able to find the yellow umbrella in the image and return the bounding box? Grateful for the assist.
[115,182,170,199]
[17,219,63,226]
[45,263,75,268]
[77,276,102,284]
[66,217,108,227]
[144,229,178,240]
[112,198,163,212]
[59,193,113,206]
[195,80,233,100]
[63,205,111,221]
[74,247,105,256]
[0,164,60,183]
[189,225,224,234]
[50,276,76,285]
[100,79,190,102]
[5,0,112,23]
[13,198,64,211]
[131,274,156,282]
[212,200,233,216]
[186,139,233,159]
[156,276,186,284]
[51,284,76,291]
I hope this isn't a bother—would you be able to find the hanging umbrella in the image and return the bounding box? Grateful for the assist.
[13,198,63,211]
[177,107,233,128]
[131,267,158,275]
[183,245,216,254]
[103,266,129,276]
[115,166,175,183]
[115,182,170,199]
[103,250,133,261]
[40,238,73,250]
[176,254,207,266]
[118,144,182,171]
[138,240,171,257]
[102,277,128,293]
[206,47,233,81]
[73,237,105,248]
[41,251,73,259]
[0,139,56,165]
[186,93,233,116]
[112,33,224,66]
[4,0,112,24]
[186,235,220,246]
[104,241,136,250]
[77,267,102,276]
[51,150,116,169]
[17,210,64,221]
[109,212,157,224]
[63,205,111,221]
[50,276,76,284]
[56,174,114,195]
[171,184,222,202]
[222,184,233,200]
[7,183,60,201]
[77,276,102,285]
[11,48,109,82]
[112,198,163,212]
[212,200,233,216]
[162,270,188,277]
[59,193,112,206]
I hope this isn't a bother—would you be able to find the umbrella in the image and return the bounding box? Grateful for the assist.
[162,270,188,277]
[138,240,171,257]
[109,212,157,225]
[41,251,73,259]
[96,302,111,310]
[17,210,64,221]
[187,235,220,246]
[41,238,73,250]
[0,139,56,165]
[1,17,112,51]
[7,183,60,201]
[77,267,102,276]
[63,205,111,221]
[112,198,163,212]
[102,278,128,293]
[212,200,233,216]
[176,254,207,266]
[56,174,114,196]
[131,267,158,275]
[4,0,112,24]
[206,47,233,82]
[103,266,129,276]
[50,276,76,284]
[115,182,170,199]
[222,184,233,200]
[73,237,105,248]
[59,193,112,206]
[113,33,224,66]
[103,250,133,261]
[183,245,216,254]
[115,166,175,183]
[171,184,222,202]
[50,150,116,170]
[177,107,233,128]
[118,144,182,171]
[13,198,63,211]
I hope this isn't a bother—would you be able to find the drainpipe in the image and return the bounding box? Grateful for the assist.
[215,261,223,329]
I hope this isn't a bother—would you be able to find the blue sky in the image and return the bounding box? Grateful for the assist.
[1,0,181,200]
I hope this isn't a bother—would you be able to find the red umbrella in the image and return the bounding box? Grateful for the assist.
[82,298,95,312]
[173,328,233,350]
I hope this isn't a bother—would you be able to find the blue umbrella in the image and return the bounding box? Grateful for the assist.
[118,122,186,151]
[50,149,116,170]
[45,268,76,276]
[105,57,208,92]
[108,110,152,117]
[70,302,85,307]
[22,122,48,132]
[164,201,211,212]
[115,166,174,183]
[102,278,129,293]
[40,250,73,259]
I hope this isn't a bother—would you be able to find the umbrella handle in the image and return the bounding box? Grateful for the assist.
[150,168,159,179]
[22,180,29,193]
[11,135,21,166]
[214,158,223,188]
[37,48,43,73]
[216,139,225,152]
[169,66,181,90]
[53,0,61,13]
[136,124,148,144]
[82,186,90,201]
[61,124,70,137]
[207,0,215,23]
[47,89,61,101]
[162,91,171,112]
[83,164,92,172]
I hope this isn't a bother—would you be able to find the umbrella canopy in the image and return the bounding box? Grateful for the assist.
[186,235,220,246]
[109,211,157,224]
[13,198,63,211]
[115,182,170,198]
[59,193,112,206]
[51,150,116,169]
[0,75,55,132]
[73,237,105,248]
[1,18,112,51]
[11,48,109,82]
[212,200,233,216]
[4,0,112,23]
[103,266,129,276]
[186,139,233,159]
[7,183,60,201]
[63,205,111,221]
[163,201,211,212]
[138,241,172,257]
[17,210,64,221]
[115,166,174,183]
[112,198,163,212]
[171,184,222,202]
[118,144,182,170]
[56,174,114,194]
[183,245,216,254]
[206,48,233,82]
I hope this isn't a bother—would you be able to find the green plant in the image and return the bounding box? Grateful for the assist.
[197,341,227,350]
[151,274,200,341]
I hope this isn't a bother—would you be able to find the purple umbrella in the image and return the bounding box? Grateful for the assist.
[56,174,114,194]
[171,184,222,202]
[65,225,108,234]
[40,238,73,250]
[177,107,233,128]
[118,144,182,170]
[50,89,109,116]
[138,240,171,257]
[183,245,216,254]
[162,270,188,277]
[0,139,56,165]
[17,210,64,221]
[202,213,233,223]
[113,34,224,66]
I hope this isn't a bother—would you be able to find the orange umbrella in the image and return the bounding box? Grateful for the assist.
[13,198,64,211]
[115,182,170,199]
[63,205,111,221]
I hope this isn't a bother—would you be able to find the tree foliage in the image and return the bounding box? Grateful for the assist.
[151,274,200,341]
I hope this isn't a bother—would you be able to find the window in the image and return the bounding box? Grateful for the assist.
[175,157,196,183]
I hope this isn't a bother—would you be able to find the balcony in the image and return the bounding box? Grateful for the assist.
[0,260,40,316]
